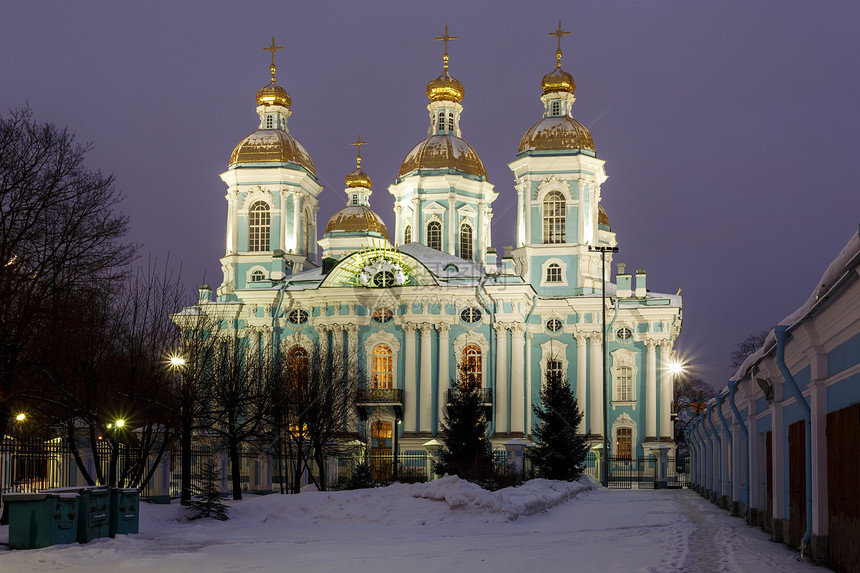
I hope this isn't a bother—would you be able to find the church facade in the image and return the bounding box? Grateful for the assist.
[193,30,682,461]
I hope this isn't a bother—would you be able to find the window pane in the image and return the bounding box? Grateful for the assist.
[427,221,442,251]
[460,223,473,261]
[249,201,271,251]
[542,191,566,244]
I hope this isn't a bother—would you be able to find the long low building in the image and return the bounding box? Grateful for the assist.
[688,225,860,571]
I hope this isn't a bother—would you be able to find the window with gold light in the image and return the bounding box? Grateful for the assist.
[461,344,482,388]
[459,222,473,261]
[616,427,632,459]
[287,346,309,389]
[372,344,393,389]
[427,220,442,251]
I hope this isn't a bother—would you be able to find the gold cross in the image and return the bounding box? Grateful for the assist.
[434,25,459,70]
[263,36,284,82]
[350,133,368,167]
[548,21,570,67]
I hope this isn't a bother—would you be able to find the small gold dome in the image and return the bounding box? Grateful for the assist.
[230,129,316,176]
[255,81,291,108]
[518,116,595,154]
[399,135,486,179]
[345,167,372,189]
[426,70,464,103]
[541,66,575,95]
[324,206,390,241]
[599,205,609,227]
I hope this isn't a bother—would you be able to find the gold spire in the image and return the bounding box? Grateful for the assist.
[541,21,575,95]
[263,36,284,82]
[427,25,464,103]
[346,133,372,189]
[434,25,459,71]
[548,20,570,68]
[256,36,291,108]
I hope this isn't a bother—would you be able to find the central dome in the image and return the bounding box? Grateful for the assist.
[399,135,486,180]
[518,116,594,154]
[324,206,390,241]
[230,130,316,177]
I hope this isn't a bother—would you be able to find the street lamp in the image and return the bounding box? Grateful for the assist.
[107,418,125,486]
[588,244,618,488]
[10,412,27,491]
[169,352,192,505]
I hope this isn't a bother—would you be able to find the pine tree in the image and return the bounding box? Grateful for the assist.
[435,377,495,482]
[528,370,589,481]
[188,456,229,521]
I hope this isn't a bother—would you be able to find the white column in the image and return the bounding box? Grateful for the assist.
[436,324,450,434]
[346,324,359,388]
[279,190,287,251]
[660,344,673,440]
[589,336,603,437]
[411,197,420,243]
[394,203,402,244]
[523,178,531,245]
[292,192,301,254]
[805,338,829,540]
[261,326,273,369]
[494,323,509,434]
[447,194,455,255]
[227,189,239,254]
[403,322,418,434]
[510,324,525,435]
[771,397,785,531]
[645,340,657,440]
[575,333,587,434]
[317,325,329,380]
[331,324,344,380]
[419,323,433,434]
[525,333,533,432]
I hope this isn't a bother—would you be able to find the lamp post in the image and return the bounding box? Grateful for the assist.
[107,418,125,486]
[588,244,618,488]
[11,412,26,491]
[168,354,191,504]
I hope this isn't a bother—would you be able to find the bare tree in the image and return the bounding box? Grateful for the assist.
[730,328,770,371]
[672,370,715,441]
[0,107,135,438]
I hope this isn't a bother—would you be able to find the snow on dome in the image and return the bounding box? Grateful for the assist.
[230,130,316,177]
[398,135,486,180]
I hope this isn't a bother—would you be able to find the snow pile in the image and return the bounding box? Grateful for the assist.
[408,475,595,520]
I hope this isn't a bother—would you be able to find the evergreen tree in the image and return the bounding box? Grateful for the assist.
[188,456,229,521]
[435,377,495,482]
[528,370,589,481]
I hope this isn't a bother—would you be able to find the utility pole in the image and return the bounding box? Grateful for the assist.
[589,244,618,488]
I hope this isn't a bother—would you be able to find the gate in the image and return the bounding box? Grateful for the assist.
[607,457,636,489]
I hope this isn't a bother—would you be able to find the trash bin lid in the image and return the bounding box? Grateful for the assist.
[3,493,50,502]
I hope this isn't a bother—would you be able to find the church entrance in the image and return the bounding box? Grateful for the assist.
[370,421,393,482]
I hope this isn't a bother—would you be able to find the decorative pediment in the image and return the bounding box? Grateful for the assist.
[423,201,447,214]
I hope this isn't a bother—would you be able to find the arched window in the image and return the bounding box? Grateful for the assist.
[249,201,270,252]
[287,346,309,390]
[250,270,266,282]
[616,427,633,459]
[459,222,473,261]
[372,345,393,389]
[461,344,482,388]
[447,112,454,132]
[543,191,566,244]
[551,101,560,116]
[437,112,445,134]
[427,220,442,251]
[546,263,562,283]
[615,365,633,402]
[404,225,412,244]
[265,115,274,129]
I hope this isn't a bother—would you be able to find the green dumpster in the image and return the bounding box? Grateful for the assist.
[3,492,79,549]
[43,486,110,543]
[109,488,140,537]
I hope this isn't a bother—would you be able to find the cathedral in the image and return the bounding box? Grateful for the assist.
[194,27,683,461]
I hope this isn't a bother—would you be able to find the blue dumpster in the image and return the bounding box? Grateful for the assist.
[109,488,140,537]
[3,492,79,549]
[43,486,110,543]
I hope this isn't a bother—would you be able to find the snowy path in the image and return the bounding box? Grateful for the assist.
[0,480,827,573]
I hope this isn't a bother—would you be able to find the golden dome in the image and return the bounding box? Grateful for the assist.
[399,135,487,179]
[345,167,372,189]
[541,66,575,95]
[230,129,316,177]
[599,205,609,227]
[324,206,390,241]
[256,81,291,108]
[426,70,464,103]
[518,116,595,154]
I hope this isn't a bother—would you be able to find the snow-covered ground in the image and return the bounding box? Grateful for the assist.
[0,477,824,572]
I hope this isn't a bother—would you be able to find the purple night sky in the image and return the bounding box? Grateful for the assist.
[2,1,858,387]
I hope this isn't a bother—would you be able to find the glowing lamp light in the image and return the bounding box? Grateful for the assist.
[15,413,26,422]
[169,355,186,368]
[669,361,685,375]
[115,419,125,428]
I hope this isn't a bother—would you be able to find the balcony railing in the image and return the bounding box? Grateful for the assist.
[446,387,493,405]
[357,388,404,404]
